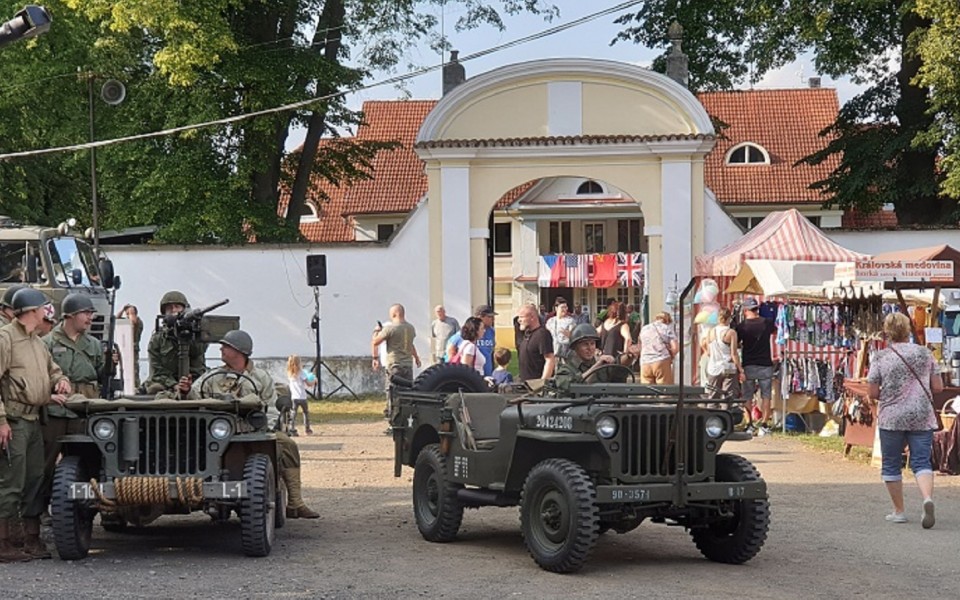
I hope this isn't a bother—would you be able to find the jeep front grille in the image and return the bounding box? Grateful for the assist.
[618,413,706,478]
[136,415,208,476]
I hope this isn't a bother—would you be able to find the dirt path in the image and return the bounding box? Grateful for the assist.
[5,422,959,599]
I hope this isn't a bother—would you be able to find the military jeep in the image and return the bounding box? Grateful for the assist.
[51,376,287,560]
[391,364,769,573]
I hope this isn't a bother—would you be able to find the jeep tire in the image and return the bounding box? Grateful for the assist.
[412,364,488,394]
[239,454,276,557]
[275,478,288,529]
[520,458,599,573]
[52,456,94,560]
[413,444,464,542]
[690,454,769,564]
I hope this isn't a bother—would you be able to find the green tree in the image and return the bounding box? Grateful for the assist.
[0,0,557,243]
[616,0,959,224]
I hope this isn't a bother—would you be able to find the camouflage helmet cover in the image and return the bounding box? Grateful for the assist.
[159,290,189,313]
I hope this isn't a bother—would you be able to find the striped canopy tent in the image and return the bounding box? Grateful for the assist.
[695,208,866,277]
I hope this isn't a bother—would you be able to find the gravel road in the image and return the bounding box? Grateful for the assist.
[4,422,958,599]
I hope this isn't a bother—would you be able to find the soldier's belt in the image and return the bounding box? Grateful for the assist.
[3,398,40,416]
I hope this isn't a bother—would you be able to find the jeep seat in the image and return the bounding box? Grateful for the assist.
[447,393,508,450]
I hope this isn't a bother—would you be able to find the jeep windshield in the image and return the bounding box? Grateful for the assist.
[47,237,101,287]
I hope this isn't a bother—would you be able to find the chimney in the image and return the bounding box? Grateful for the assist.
[442,50,466,96]
[808,76,821,88]
[665,21,689,88]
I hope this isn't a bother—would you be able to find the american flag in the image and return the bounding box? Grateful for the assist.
[617,252,644,287]
[565,254,588,288]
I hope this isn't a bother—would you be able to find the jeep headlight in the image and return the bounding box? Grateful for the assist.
[92,419,116,440]
[596,416,618,439]
[705,416,725,438]
[210,418,233,440]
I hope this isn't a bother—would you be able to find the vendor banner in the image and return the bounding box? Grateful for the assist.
[835,260,955,283]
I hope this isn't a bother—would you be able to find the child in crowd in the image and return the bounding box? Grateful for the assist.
[490,347,514,390]
[286,355,315,435]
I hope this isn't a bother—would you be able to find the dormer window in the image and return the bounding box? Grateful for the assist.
[726,142,770,165]
[299,202,320,223]
[576,180,604,194]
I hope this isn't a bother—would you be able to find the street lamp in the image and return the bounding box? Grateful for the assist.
[0,5,51,48]
[86,73,125,253]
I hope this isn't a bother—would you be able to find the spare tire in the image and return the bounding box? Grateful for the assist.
[412,364,489,393]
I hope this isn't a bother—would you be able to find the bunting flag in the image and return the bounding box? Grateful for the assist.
[538,255,565,287]
[592,254,618,288]
[617,252,644,287]
[565,254,588,288]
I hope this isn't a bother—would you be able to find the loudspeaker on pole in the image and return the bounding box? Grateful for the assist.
[306,254,327,287]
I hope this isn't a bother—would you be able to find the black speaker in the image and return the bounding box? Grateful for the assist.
[306,254,327,287]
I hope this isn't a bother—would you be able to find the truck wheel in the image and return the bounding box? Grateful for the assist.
[52,456,94,560]
[413,444,464,542]
[239,454,276,557]
[412,364,488,393]
[520,459,599,573]
[275,478,288,529]
[690,454,769,564]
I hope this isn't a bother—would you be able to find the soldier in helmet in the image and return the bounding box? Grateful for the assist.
[142,291,207,394]
[0,284,26,327]
[41,294,113,515]
[182,330,320,519]
[0,288,72,561]
[553,323,618,392]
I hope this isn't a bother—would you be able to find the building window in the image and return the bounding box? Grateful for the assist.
[584,223,604,253]
[376,224,395,241]
[617,219,642,253]
[807,216,821,227]
[548,221,572,254]
[726,142,770,165]
[576,180,603,195]
[492,222,512,255]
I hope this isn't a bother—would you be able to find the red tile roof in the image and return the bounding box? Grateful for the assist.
[278,140,355,242]
[496,180,539,209]
[697,88,840,205]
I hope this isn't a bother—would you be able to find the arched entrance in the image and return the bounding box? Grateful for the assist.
[415,58,715,329]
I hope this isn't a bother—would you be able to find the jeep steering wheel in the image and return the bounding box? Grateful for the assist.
[199,367,261,399]
[586,363,636,383]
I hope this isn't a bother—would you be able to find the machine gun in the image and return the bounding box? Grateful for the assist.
[157,299,236,388]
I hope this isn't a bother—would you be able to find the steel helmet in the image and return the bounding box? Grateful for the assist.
[61,293,96,317]
[569,323,601,347]
[220,329,253,356]
[12,288,47,315]
[1,284,26,309]
[159,290,189,314]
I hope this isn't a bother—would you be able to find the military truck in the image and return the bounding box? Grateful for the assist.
[0,215,115,339]
[51,381,287,560]
[391,365,769,573]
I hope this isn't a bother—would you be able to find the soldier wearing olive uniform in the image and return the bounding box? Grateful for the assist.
[554,324,617,393]
[142,291,206,394]
[0,288,72,562]
[184,330,319,519]
[41,294,109,511]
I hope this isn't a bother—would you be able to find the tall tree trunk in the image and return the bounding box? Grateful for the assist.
[893,9,945,224]
[284,0,346,236]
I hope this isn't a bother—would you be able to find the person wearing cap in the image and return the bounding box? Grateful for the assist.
[182,330,319,519]
[142,291,207,394]
[554,324,616,392]
[0,288,72,561]
[429,305,459,365]
[735,297,778,434]
[0,284,26,328]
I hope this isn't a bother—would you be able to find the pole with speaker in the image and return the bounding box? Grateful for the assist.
[306,254,357,400]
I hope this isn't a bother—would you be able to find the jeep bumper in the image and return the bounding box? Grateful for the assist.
[68,480,247,501]
[596,480,767,504]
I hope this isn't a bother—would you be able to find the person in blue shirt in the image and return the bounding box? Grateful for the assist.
[447,305,498,377]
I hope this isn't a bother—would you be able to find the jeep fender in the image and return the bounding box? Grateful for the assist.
[504,433,604,493]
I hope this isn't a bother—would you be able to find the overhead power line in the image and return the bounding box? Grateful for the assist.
[0,1,642,161]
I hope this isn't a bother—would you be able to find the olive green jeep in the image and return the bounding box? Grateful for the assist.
[51,376,286,560]
[391,364,769,573]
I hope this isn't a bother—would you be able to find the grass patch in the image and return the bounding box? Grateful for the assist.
[795,433,873,464]
[306,396,385,421]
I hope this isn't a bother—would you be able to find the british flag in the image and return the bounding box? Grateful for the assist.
[617,252,644,287]
[565,254,588,288]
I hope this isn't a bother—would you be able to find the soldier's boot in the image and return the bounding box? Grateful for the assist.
[0,519,32,563]
[21,518,51,560]
[282,468,320,519]
[8,517,23,547]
